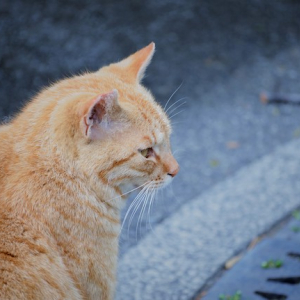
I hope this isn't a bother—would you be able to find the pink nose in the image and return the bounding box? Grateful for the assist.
[168,165,179,178]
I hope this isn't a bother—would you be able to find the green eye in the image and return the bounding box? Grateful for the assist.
[140,147,154,158]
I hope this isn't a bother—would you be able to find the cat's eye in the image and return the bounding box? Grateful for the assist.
[139,147,154,158]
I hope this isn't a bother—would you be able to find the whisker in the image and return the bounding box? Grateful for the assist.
[126,196,145,239]
[147,189,156,233]
[130,196,144,241]
[170,120,188,126]
[121,184,149,233]
[145,185,156,231]
[136,188,151,240]
[109,181,150,201]
[167,101,187,116]
[131,197,148,241]
[146,190,153,231]
[164,82,183,111]
[169,109,185,119]
[172,148,186,156]
[165,97,187,114]
[127,186,150,236]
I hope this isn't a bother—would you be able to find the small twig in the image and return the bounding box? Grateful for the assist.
[260,92,300,105]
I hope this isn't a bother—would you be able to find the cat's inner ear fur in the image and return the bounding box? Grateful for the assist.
[117,42,155,82]
[81,89,123,140]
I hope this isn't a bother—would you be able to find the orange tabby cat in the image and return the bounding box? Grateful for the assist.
[0,43,179,300]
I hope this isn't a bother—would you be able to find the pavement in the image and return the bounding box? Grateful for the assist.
[1,0,300,299]
[201,216,300,300]
[116,139,300,300]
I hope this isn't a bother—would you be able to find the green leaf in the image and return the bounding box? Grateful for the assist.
[292,210,300,220]
[261,259,283,269]
[292,226,300,232]
[275,260,283,268]
[218,291,242,300]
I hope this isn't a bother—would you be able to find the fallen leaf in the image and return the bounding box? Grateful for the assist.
[226,141,240,149]
[225,255,242,270]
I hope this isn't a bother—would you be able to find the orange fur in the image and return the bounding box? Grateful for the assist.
[0,42,179,300]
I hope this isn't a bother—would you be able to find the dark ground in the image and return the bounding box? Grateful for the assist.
[1,0,300,268]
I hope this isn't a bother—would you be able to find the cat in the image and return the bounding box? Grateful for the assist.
[0,42,179,300]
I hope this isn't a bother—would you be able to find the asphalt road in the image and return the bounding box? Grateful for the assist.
[1,1,300,297]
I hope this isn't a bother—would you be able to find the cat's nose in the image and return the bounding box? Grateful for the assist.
[168,166,179,178]
[167,160,179,178]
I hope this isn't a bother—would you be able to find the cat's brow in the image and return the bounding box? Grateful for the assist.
[152,131,157,144]
[153,129,164,145]
[143,135,152,144]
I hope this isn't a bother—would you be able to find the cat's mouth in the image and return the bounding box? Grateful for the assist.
[129,180,167,193]
[151,177,173,190]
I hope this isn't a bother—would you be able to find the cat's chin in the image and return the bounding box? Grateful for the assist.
[163,175,174,188]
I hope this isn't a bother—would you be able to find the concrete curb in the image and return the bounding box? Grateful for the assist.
[116,138,300,300]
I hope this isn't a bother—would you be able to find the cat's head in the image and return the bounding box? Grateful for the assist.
[52,43,179,197]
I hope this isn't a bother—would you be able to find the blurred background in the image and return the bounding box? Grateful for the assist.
[1,0,300,299]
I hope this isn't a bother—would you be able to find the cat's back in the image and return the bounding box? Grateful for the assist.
[0,210,83,300]
[0,123,82,299]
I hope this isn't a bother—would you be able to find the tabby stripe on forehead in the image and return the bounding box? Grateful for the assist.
[138,108,153,126]
[140,110,150,122]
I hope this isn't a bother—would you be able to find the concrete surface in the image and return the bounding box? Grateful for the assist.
[117,138,300,300]
[202,217,300,300]
[1,0,300,298]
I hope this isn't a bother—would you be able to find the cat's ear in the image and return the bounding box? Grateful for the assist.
[117,42,155,83]
[80,89,122,140]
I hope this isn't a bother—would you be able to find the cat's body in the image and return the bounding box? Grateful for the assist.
[0,43,179,300]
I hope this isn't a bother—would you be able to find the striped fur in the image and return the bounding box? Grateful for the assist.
[0,43,179,300]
